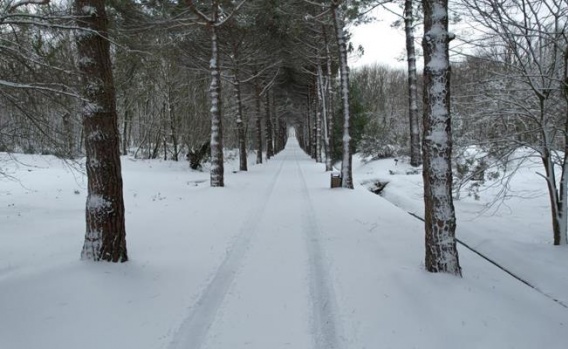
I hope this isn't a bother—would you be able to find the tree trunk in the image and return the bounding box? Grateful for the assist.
[75,0,127,262]
[306,92,312,154]
[542,67,568,246]
[558,49,568,245]
[122,107,131,156]
[542,150,567,245]
[309,89,317,159]
[151,122,161,159]
[277,113,284,154]
[332,5,353,189]
[272,91,280,154]
[265,91,274,159]
[539,49,567,246]
[209,23,224,186]
[324,25,334,172]
[312,96,317,160]
[405,0,422,167]
[162,102,168,161]
[169,94,179,161]
[422,0,460,275]
[317,64,330,168]
[315,75,323,163]
[276,116,285,154]
[233,58,247,171]
[255,76,263,164]
[62,112,74,158]
[280,119,288,150]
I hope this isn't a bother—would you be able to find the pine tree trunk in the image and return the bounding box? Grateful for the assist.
[122,107,131,156]
[169,90,179,161]
[279,119,286,153]
[265,91,274,159]
[317,64,330,168]
[332,5,353,189]
[310,90,317,159]
[315,114,322,162]
[209,23,224,186]
[162,102,168,161]
[255,77,263,165]
[306,92,312,154]
[281,120,288,149]
[274,103,280,154]
[422,0,460,275]
[233,60,247,171]
[324,26,334,172]
[272,90,280,154]
[315,76,323,163]
[405,0,422,167]
[276,118,286,153]
[75,0,127,262]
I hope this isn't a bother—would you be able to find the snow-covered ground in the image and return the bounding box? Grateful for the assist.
[354,153,568,307]
[1,138,567,349]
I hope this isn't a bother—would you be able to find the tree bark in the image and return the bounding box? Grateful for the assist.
[315,75,323,163]
[317,63,330,168]
[277,113,285,154]
[121,106,131,156]
[265,91,274,159]
[332,4,353,188]
[324,25,334,171]
[405,0,422,167]
[310,89,317,159]
[75,0,127,262]
[422,0,460,275]
[255,75,263,164]
[61,112,74,158]
[233,57,247,171]
[306,91,312,154]
[558,49,568,245]
[542,150,567,245]
[168,88,179,161]
[209,22,224,186]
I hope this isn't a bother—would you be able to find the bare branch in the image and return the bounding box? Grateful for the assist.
[184,0,212,23]
[7,0,49,13]
[0,80,84,100]
[259,68,280,96]
[216,0,248,27]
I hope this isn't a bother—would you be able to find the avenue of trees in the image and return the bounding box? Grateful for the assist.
[1,0,566,275]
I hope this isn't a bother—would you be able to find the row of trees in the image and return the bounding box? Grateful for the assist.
[0,0,375,262]
[3,0,566,279]
[294,0,462,274]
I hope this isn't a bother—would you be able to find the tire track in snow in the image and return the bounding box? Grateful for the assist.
[167,154,288,349]
[294,148,344,349]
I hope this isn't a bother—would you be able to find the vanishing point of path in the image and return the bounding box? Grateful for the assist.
[168,137,343,349]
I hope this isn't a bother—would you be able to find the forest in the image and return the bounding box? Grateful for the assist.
[1,0,567,273]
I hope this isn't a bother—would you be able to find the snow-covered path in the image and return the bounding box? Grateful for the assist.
[169,143,341,349]
[168,138,568,349]
[1,138,567,349]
